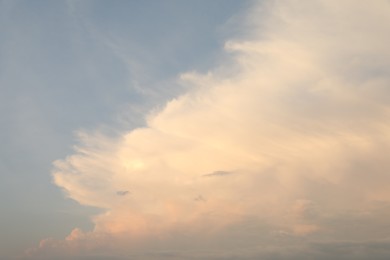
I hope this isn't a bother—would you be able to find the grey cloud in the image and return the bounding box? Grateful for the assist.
[194,195,206,202]
[116,190,130,196]
[203,170,233,177]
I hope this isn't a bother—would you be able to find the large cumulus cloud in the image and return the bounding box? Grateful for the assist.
[26,0,390,259]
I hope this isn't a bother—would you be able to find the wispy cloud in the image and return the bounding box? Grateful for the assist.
[26,0,390,259]
[203,170,233,177]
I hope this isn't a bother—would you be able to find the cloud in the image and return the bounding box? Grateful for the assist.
[203,170,233,177]
[116,190,130,196]
[26,0,390,259]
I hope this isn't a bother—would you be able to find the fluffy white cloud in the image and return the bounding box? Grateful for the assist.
[26,0,390,259]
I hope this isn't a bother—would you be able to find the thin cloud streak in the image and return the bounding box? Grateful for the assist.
[26,0,390,259]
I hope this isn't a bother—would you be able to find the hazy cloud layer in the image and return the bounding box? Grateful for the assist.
[26,0,390,259]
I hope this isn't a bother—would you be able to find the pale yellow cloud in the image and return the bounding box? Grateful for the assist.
[28,0,390,259]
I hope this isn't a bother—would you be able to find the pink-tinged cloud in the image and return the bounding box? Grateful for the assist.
[27,0,390,259]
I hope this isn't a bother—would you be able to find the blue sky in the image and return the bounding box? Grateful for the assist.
[2,0,390,259]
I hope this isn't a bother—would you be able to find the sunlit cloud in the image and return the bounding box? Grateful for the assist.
[26,0,390,259]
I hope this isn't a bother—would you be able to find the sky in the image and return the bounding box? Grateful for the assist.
[1,0,390,259]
